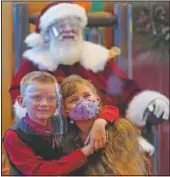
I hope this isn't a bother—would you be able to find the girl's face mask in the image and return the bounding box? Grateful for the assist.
[68,99,99,121]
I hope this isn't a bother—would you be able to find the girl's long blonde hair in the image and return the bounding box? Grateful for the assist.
[87,118,151,176]
[60,75,151,175]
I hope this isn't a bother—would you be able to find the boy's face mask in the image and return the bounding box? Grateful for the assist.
[68,99,99,121]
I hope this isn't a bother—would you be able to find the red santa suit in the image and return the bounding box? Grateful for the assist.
[10,2,169,155]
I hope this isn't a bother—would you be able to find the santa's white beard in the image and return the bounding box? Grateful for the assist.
[49,36,84,66]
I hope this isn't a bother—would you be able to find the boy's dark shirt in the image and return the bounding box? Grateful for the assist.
[3,116,87,175]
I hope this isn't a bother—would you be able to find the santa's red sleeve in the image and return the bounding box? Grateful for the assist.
[106,60,169,127]
[98,105,119,123]
[9,59,39,104]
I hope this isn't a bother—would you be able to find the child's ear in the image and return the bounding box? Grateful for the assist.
[96,96,101,103]
[62,109,69,117]
[17,96,26,108]
[61,105,69,117]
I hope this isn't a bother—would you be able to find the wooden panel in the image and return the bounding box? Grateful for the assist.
[2,2,14,153]
[16,2,51,15]
[104,2,114,48]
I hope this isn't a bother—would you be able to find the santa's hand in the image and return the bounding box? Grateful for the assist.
[108,47,121,59]
[146,99,169,124]
[138,136,155,156]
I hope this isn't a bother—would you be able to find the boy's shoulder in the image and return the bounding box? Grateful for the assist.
[3,119,23,141]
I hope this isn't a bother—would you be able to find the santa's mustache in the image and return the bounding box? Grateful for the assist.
[58,30,79,41]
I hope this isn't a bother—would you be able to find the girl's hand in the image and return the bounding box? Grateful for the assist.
[84,118,107,151]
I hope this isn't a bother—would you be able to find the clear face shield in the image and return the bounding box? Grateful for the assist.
[19,84,68,136]
[47,16,82,42]
[51,84,68,135]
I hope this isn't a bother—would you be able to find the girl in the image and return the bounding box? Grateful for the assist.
[61,75,151,175]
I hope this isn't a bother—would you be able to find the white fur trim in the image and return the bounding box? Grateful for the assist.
[13,101,27,120]
[24,33,44,48]
[40,3,88,31]
[126,90,169,126]
[80,41,109,73]
[23,47,59,71]
[23,41,110,73]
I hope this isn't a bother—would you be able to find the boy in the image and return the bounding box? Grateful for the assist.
[4,71,116,175]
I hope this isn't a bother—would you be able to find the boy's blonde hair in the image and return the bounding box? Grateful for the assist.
[60,75,98,99]
[20,71,57,96]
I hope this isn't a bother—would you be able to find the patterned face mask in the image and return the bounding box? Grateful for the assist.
[68,99,100,121]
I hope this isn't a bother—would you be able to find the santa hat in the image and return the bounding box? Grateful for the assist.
[25,1,89,48]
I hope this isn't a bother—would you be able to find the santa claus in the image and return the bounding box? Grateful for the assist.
[10,2,169,155]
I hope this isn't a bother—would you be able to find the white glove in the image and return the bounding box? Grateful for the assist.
[148,99,169,120]
[138,136,155,156]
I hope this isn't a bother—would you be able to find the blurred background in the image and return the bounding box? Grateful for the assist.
[2,1,169,175]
